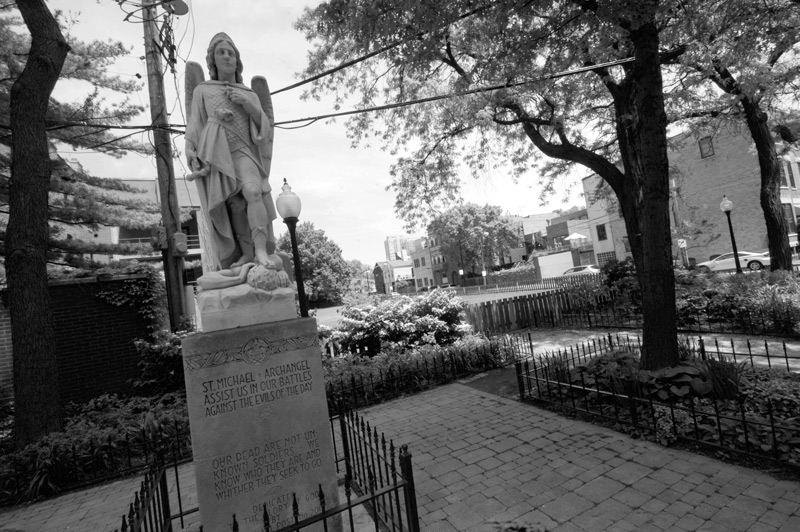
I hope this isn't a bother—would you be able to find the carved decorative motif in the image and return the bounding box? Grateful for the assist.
[184,334,317,371]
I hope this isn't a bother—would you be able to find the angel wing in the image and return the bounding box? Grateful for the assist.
[185,61,205,119]
[250,76,275,176]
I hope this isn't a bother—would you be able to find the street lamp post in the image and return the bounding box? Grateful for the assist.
[720,195,743,274]
[276,179,309,318]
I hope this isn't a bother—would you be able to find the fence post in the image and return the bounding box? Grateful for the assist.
[515,361,525,400]
[156,452,172,532]
[399,445,421,532]
[698,337,707,361]
[339,406,354,488]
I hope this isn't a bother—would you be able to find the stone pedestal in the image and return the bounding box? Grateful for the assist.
[182,318,340,531]
[196,285,296,332]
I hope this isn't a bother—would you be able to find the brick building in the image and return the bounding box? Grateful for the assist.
[582,128,800,266]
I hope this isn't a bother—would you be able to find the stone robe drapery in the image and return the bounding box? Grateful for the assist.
[186,80,276,269]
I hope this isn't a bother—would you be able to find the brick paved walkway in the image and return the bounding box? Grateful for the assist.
[361,384,800,532]
[1,378,799,531]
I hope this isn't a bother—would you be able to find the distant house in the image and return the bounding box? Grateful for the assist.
[410,236,449,290]
[373,260,413,294]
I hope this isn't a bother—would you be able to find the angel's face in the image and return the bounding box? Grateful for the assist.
[214,41,238,80]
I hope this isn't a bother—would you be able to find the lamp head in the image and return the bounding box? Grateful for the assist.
[163,0,189,15]
[276,178,302,220]
[720,195,733,213]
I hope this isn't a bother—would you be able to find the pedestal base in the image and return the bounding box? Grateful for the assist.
[197,284,296,332]
[182,318,340,532]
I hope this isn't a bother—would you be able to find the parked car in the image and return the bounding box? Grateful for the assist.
[695,251,770,273]
[562,264,601,276]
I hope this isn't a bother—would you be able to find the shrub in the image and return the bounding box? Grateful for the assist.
[132,330,191,395]
[691,357,747,400]
[333,289,470,355]
[0,393,188,502]
[324,334,514,409]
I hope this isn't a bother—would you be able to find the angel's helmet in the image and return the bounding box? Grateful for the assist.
[206,32,244,83]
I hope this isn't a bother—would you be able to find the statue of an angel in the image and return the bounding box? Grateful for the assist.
[185,32,281,274]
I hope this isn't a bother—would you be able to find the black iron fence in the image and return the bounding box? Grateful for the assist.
[0,422,192,506]
[514,332,800,470]
[463,287,800,339]
[113,409,420,532]
[111,453,172,532]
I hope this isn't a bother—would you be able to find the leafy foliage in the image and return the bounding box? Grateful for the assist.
[324,333,514,410]
[277,221,352,306]
[0,393,188,502]
[0,6,161,264]
[93,263,168,332]
[333,289,470,354]
[427,203,522,275]
[675,270,800,336]
[132,330,189,396]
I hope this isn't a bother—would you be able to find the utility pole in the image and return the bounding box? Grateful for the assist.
[142,0,185,331]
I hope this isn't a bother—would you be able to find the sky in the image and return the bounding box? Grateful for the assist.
[48,0,583,265]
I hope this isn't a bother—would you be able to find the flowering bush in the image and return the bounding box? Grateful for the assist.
[332,289,470,355]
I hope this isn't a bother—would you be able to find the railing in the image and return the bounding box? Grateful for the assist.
[462,287,800,339]
[444,273,602,295]
[118,235,201,248]
[0,421,192,506]
[113,410,420,532]
[232,410,419,532]
[514,332,800,471]
[111,453,172,532]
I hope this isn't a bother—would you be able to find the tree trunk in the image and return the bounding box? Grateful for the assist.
[611,15,679,370]
[740,97,793,271]
[9,0,70,447]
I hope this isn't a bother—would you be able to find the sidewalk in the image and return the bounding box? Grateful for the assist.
[363,383,800,532]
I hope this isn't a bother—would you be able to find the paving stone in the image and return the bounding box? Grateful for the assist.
[606,462,654,485]
[673,512,707,531]
[748,522,779,532]
[710,507,759,531]
[574,476,626,503]
[539,493,594,523]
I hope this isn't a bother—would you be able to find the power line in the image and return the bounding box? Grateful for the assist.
[1,57,635,139]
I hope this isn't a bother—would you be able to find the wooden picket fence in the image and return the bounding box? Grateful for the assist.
[463,288,579,334]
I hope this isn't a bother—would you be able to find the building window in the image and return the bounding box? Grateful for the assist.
[699,136,714,158]
[596,224,608,241]
[413,259,420,268]
[597,251,617,266]
[780,161,791,188]
[421,257,426,266]
[781,160,797,188]
[782,203,797,233]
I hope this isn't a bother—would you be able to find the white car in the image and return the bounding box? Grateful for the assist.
[695,251,770,273]
[563,264,601,276]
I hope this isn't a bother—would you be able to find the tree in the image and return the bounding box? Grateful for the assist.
[297,0,682,369]
[8,0,69,446]
[1,8,159,267]
[667,0,800,271]
[2,3,152,446]
[428,203,520,277]
[277,222,351,305]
